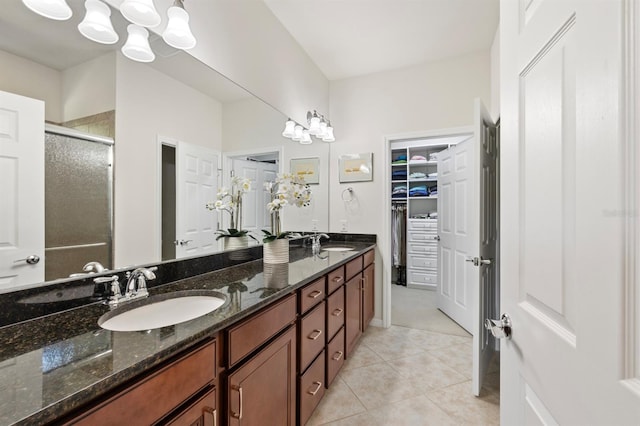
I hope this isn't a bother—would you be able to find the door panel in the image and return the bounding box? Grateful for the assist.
[0,91,44,288]
[231,159,279,233]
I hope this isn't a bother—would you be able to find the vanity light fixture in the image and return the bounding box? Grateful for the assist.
[301,130,312,145]
[22,0,72,20]
[121,24,155,63]
[280,110,336,144]
[78,0,118,44]
[308,111,321,136]
[120,0,161,28]
[292,125,303,141]
[162,0,196,49]
[282,119,295,138]
[322,122,335,142]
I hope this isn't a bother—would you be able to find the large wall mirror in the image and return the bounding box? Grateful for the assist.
[0,0,330,292]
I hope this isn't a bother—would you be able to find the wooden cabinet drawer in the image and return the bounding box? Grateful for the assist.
[408,254,437,270]
[363,249,375,267]
[70,340,216,426]
[299,277,325,314]
[299,350,325,425]
[326,287,345,340]
[345,256,363,281]
[326,328,344,388]
[408,270,437,285]
[327,266,345,295]
[164,386,216,426]
[227,294,296,367]
[408,219,437,230]
[299,301,326,372]
[407,242,437,255]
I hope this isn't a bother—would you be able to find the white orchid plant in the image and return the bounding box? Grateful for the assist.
[262,173,312,242]
[206,176,256,240]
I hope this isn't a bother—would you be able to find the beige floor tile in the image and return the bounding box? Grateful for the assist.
[427,343,473,378]
[426,381,500,425]
[388,351,469,390]
[339,361,425,409]
[342,343,384,372]
[320,412,375,426]
[306,378,367,425]
[410,329,472,351]
[365,394,458,426]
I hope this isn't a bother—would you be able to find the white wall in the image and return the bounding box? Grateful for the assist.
[0,49,62,122]
[62,52,116,121]
[490,27,500,120]
[328,51,492,323]
[114,53,223,267]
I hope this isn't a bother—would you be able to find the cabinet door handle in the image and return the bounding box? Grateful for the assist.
[332,351,344,361]
[308,381,323,396]
[332,308,344,317]
[203,406,216,426]
[231,385,243,419]
[308,329,322,340]
[331,276,343,283]
[361,276,366,291]
[308,290,323,299]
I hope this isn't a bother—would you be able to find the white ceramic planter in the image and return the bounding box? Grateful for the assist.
[263,239,289,264]
[224,235,248,250]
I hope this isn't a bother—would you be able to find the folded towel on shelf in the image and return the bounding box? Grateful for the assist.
[409,185,428,197]
[391,160,407,165]
[392,185,407,193]
[392,170,407,179]
[409,172,426,179]
[396,154,407,161]
[427,172,438,178]
[410,155,426,161]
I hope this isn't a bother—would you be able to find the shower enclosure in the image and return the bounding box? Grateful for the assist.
[44,125,113,280]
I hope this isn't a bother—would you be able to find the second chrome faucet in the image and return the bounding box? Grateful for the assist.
[94,266,157,308]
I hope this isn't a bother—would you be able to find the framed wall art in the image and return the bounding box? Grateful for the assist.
[339,153,373,183]
[290,157,320,184]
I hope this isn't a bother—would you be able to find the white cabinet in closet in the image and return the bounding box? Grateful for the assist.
[406,218,438,290]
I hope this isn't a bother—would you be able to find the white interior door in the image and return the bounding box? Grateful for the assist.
[501,0,640,424]
[231,159,278,233]
[0,91,44,289]
[437,138,477,334]
[175,141,219,258]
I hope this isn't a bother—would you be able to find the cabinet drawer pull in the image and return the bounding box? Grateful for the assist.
[203,406,217,426]
[231,385,243,419]
[308,329,323,340]
[308,290,323,299]
[331,276,343,283]
[332,351,344,361]
[332,308,344,317]
[308,381,323,396]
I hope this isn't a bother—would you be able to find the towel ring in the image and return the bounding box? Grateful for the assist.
[342,187,354,202]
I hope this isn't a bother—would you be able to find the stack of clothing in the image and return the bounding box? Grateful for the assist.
[392,185,407,198]
[392,169,407,180]
[428,152,438,162]
[428,184,438,196]
[409,171,426,180]
[409,185,429,197]
[392,154,407,165]
[427,172,438,179]
[410,155,426,162]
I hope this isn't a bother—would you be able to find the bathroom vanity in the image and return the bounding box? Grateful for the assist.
[0,236,375,425]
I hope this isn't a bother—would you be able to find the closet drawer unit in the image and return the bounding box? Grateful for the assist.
[300,301,326,372]
[407,242,437,255]
[408,254,437,270]
[408,220,437,231]
[408,232,438,243]
[326,287,345,340]
[408,270,437,285]
[299,350,325,425]
[326,327,345,388]
[327,266,345,295]
[300,277,325,314]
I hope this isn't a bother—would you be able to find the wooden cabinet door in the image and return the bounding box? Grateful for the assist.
[165,387,216,426]
[227,326,296,426]
[362,263,375,331]
[345,275,362,358]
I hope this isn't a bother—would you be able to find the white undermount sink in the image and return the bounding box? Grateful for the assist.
[321,246,355,252]
[98,291,226,332]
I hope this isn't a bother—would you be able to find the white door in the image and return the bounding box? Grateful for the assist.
[231,159,278,233]
[0,91,44,289]
[437,140,478,334]
[501,0,640,424]
[175,141,219,258]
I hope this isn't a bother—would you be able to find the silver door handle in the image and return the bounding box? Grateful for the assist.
[174,239,193,246]
[14,255,40,265]
[484,313,512,339]
[465,257,493,267]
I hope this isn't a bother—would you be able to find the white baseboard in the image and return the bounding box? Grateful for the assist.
[370,318,384,328]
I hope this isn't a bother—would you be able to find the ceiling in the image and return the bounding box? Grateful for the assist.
[263,0,500,80]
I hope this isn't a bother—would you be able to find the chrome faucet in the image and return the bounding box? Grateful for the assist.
[125,267,157,299]
[83,261,106,273]
[93,275,123,307]
[309,233,330,255]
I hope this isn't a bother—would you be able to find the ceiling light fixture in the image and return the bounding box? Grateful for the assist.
[120,0,161,28]
[121,24,155,62]
[78,0,118,44]
[162,0,196,49]
[280,110,336,144]
[22,0,72,20]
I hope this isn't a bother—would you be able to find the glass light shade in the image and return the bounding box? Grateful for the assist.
[78,0,118,44]
[292,125,303,141]
[282,119,295,138]
[22,0,72,20]
[300,130,312,144]
[308,115,320,136]
[121,24,155,63]
[120,0,161,27]
[322,126,335,142]
[162,5,196,49]
[318,121,328,138]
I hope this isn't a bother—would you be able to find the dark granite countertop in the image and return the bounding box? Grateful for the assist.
[0,242,375,425]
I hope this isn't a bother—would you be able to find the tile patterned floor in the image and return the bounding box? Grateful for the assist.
[306,287,500,426]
